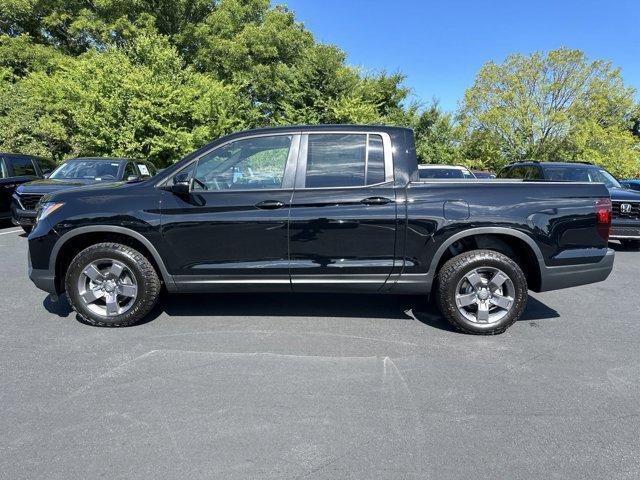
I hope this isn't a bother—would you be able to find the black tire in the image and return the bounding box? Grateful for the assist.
[65,242,161,327]
[436,249,528,335]
[21,225,32,234]
[620,239,640,249]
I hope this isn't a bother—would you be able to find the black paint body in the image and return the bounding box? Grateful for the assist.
[27,126,614,298]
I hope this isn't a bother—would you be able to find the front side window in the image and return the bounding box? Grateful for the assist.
[11,156,37,176]
[305,133,387,188]
[124,163,137,178]
[193,135,292,191]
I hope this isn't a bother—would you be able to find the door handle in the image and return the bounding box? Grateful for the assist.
[361,196,392,205]
[254,200,286,210]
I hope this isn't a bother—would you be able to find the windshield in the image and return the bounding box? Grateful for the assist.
[50,160,121,180]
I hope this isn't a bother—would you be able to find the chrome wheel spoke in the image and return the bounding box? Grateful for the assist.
[465,271,484,289]
[105,293,119,316]
[118,283,137,298]
[490,294,513,310]
[476,303,490,323]
[489,271,508,290]
[82,265,104,282]
[81,288,104,304]
[109,262,124,278]
[456,292,477,307]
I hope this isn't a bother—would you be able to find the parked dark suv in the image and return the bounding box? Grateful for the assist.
[1,153,55,225]
[12,157,157,232]
[499,161,640,248]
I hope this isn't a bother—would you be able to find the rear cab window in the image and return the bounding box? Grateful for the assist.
[303,133,390,188]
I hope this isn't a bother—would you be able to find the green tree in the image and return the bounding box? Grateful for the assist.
[0,0,412,164]
[459,48,640,176]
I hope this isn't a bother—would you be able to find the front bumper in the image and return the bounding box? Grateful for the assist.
[539,248,615,292]
[610,218,640,240]
[11,207,36,226]
[28,250,56,294]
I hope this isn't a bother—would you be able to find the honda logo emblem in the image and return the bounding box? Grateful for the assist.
[620,203,632,214]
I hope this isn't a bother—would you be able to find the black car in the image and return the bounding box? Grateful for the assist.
[1,153,55,224]
[27,126,614,334]
[12,157,157,232]
[498,161,640,248]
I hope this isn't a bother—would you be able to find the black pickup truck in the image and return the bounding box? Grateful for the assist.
[27,125,614,334]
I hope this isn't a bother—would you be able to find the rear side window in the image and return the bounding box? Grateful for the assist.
[304,133,387,188]
[11,156,37,176]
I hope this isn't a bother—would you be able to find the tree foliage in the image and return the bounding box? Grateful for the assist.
[459,48,640,176]
[0,3,638,176]
[0,0,409,165]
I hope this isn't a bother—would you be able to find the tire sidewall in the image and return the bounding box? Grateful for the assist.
[65,245,156,326]
[439,251,528,334]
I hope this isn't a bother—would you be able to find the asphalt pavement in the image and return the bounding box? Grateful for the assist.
[1,222,638,479]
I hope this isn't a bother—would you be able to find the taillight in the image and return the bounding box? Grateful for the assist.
[595,198,612,241]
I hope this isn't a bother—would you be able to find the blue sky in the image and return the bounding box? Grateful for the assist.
[279,0,639,111]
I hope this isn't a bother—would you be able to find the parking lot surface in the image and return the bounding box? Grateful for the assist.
[1,223,639,480]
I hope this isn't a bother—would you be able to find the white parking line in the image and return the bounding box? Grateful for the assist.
[0,229,23,236]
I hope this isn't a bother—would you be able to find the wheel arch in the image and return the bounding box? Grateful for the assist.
[428,227,544,293]
[50,226,175,293]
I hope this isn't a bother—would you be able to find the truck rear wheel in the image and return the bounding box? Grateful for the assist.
[436,250,528,335]
[65,242,161,327]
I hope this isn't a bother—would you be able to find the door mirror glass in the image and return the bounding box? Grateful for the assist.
[127,175,140,182]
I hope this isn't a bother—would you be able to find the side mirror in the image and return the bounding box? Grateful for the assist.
[127,175,140,182]
[168,180,190,196]
[43,173,50,179]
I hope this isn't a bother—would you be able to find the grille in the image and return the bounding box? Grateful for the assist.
[612,201,640,220]
[18,194,43,210]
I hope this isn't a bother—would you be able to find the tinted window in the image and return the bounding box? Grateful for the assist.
[366,135,385,185]
[193,135,292,191]
[36,157,56,174]
[124,162,137,178]
[419,168,464,179]
[305,134,366,188]
[11,156,37,176]
[522,166,542,180]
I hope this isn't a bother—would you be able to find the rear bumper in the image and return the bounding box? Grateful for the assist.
[538,248,615,292]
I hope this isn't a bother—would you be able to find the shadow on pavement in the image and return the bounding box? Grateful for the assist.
[43,290,560,331]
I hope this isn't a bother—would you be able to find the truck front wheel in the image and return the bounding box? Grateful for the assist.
[436,250,528,335]
[65,242,161,327]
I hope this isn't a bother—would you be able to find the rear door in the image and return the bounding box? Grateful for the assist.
[289,131,398,291]
[160,133,299,289]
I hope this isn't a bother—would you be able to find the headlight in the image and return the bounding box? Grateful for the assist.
[36,202,64,222]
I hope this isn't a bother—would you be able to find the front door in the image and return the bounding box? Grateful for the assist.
[289,132,399,292]
[160,133,299,291]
